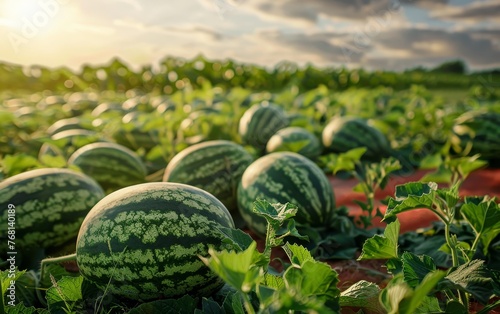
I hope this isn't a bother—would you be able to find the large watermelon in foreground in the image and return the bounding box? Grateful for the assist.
[0,168,105,254]
[163,140,254,213]
[76,182,235,301]
[237,152,337,236]
[322,116,392,161]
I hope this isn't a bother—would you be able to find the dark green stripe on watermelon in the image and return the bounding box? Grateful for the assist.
[163,140,253,215]
[322,116,392,161]
[76,182,235,301]
[68,142,147,192]
[0,168,105,254]
[237,152,336,236]
[238,103,289,151]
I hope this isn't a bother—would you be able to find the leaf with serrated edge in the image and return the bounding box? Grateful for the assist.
[217,226,254,252]
[358,220,400,260]
[282,242,314,266]
[384,182,437,221]
[461,198,500,255]
[340,280,384,314]
[200,241,263,294]
[444,259,495,304]
[401,252,436,288]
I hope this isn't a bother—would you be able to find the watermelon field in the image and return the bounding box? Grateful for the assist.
[1,57,500,313]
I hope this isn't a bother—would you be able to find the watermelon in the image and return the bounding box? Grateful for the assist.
[46,117,87,136]
[238,102,289,151]
[68,142,147,192]
[163,140,253,215]
[452,111,500,162]
[76,182,235,301]
[0,168,105,254]
[266,127,323,159]
[322,116,392,161]
[38,129,107,159]
[237,152,337,236]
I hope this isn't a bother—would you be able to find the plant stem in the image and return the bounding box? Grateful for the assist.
[0,275,5,314]
[242,292,256,314]
[444,223,459,267]
[40,254,77,282]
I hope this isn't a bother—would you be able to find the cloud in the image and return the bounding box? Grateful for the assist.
[111,0,143,11]
[433,0,500,22]
[257,30,364,65]
[365,26,500,70]
[241,0,398,25]
[113,19,224,41]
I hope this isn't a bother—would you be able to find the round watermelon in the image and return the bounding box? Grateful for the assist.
[266,127,323,159]
[237,152,337,236]
[76,182,235,301]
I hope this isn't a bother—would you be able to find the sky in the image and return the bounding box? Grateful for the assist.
[0,0,499,72]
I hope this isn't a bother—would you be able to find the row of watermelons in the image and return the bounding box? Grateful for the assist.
[1,100,500,305]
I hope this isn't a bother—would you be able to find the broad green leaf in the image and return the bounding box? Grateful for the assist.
[1,269,26,298]
[384,182,437,221]
[448,155,487,178]
[1,154,42,177]
[128,295,197,314]
[200,242,263,293]
[400,270,446,313]
[39,154,67,168]
[199,297,224,314]
[420,166,453,184]
[443,259,495,304]
[379,274,412,314]
[46,276,84,314]
[358,220,400,260]
[217,226,254,252]
[263,273,285,290]
[253,200,298,226]
[380,271,445,314]
[14,270,38,308]
[222,291,245,314]
[445,300,468,314]
[282,243,314,266]
[419,153,443,169]
[401,252,436,288]
[461,198,500,255]
[284,260,339,302]
[1,302,39,314]
[339,280,384,314]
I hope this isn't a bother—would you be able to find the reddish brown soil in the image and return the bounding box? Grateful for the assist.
[331,168,500,233]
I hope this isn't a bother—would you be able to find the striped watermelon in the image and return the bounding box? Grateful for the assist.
[46,117,87,136]
[322,116,392,161]
[76,182,235,301]
[163,140,254,214]
[68,142,147,192]
[0,168,105,254]
[266,127,323,160]
[238,102,289,151]
[237,152,337,236]
[452,111,500,162]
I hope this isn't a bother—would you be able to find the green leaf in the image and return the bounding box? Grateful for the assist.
[419,153,443,169]
[443,259,495,304]
[461,198,500,255]
[384,182,437,221]
[39,154,67,168]
[339,280,384,314]
[420,166,453,184]
[128,295,197,314]
[447,155,487,178]
[200,297,224,314]
[283,259,340,311]
[1,269,26,298]
[282,243,314,267]
[263,273,285,290]
[217,226,254,252]
[200,241,263,294]
[1,302,39,314]
[322,147,366,174]
[1,154,42,177]
[253,200,298,226]
[401,252,436,288]
[358,220,400,260]
[380,271,445,314]
[222,291,245,314]
[14,270,38,308]
[46,276,83,313]
[445,300,468,314]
